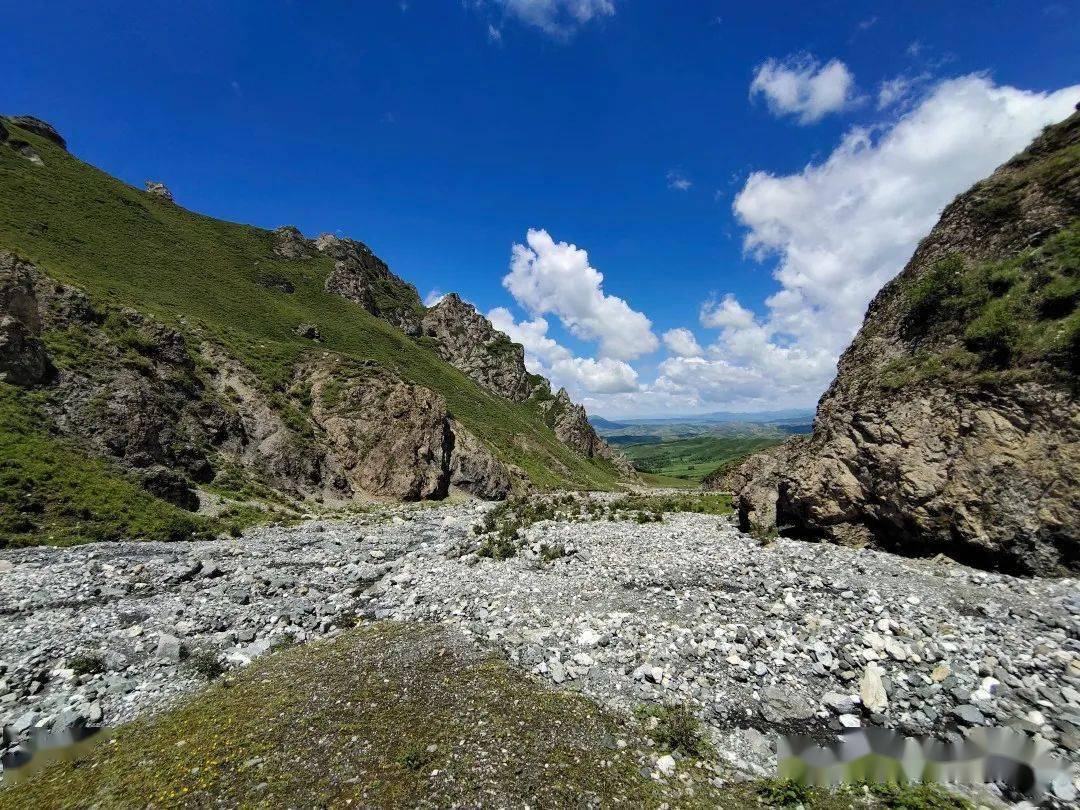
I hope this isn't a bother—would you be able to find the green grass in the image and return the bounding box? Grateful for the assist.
[0,120,618,494]
[622,435,788,482]
[0,383,218,545]
[889,225,1080,388]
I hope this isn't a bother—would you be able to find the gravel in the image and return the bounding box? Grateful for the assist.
[1,498,1078,796]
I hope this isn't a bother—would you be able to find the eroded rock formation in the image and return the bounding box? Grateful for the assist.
[715,110,1080,574]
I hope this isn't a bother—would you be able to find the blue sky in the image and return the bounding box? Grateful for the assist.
[5,1,1080,416]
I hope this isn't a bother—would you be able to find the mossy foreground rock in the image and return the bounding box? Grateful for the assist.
[717,109,1080,575]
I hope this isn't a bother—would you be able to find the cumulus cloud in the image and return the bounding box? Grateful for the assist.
[586,75,1079,419]
[662,327,703,358]
[503,228,658,361]
[423,289,446,307]
[666,169,692,191]
[489,0,614,37]
[750,55,858,124]
[699,294,755,330]
[488,307,639,394]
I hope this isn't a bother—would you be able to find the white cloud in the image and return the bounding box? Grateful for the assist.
[750,55,858,124]
[503,228,658,361]
[488,307,639,394]
[662,327,703,358]
[423,289,446,307]
[487,23,503,42]
[491,0,614,37]
[666,169,692,191]
[876,73,931,110]
[699,294,755,330]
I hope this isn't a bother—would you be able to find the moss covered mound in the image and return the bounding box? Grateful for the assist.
[0,623,718,808]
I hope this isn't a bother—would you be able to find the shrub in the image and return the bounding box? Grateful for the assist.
[69,653,106,676]
[963,299,1018,367]
[188,650,225,680]
[635,704,713,759]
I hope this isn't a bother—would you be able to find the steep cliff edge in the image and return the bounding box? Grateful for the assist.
[715,108,1080,575]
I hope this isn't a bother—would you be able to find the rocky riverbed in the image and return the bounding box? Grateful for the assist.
[1,499,1078,800]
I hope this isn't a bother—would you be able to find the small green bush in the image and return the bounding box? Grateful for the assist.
[635,704,713,759]
[69,654,106,676]
[188,650,225,680]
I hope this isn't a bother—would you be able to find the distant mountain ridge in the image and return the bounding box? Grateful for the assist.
[592,408,815,427]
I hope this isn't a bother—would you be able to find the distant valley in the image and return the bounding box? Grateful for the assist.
[590,410,814,486]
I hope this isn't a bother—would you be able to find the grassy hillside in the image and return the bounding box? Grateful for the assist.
[0,120,618,499]
[621,435,788,483]
[0,384,228,544]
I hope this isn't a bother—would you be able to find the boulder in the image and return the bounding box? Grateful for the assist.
[139,466,199,511]
[145,181,173,201]
[295,323,321,340]
[0,253,50,385]
[272,226,314,259]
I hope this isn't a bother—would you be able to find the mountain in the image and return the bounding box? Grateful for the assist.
[0,116,630,545]
[588,416,629,430]
[713,106,1080,575]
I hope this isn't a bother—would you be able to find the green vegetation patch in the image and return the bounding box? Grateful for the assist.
[892,220,1080,388]
[0,623,724,809]
[623,434,789,483]
[635,704,715,759]
[472,492,733,558]
[0,383,217,546]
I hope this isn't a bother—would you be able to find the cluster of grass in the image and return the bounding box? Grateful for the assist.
[635,703,714,760]
[971,112,1080,223]
[0,120,618,496]
[755,779,970,809]
[622,434,789,483]
[887,202,1078,390]
[0,383,218,546]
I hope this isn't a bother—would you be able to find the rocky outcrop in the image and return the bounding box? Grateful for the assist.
[538,388,635,477]
[420,294,537,402]
[316,234,424,337]
[0,118,45,165]
[145,182,173,201]
[307,359,517,500]
[717,110,1080,574]
[272,226,314,259]
[6,116,66,150]
[0,254,51,385]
